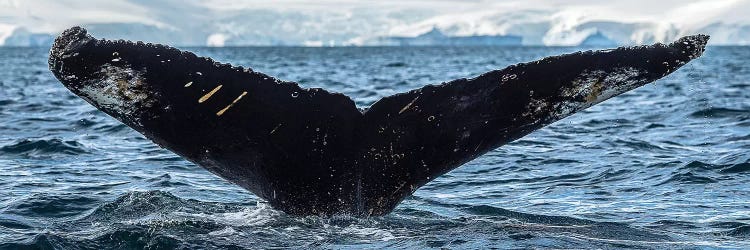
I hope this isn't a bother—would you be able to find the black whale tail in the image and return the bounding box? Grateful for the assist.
[354,34,708,214]
[49,27,708,216]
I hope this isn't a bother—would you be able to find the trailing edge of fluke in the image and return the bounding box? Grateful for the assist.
[49,26,708,216]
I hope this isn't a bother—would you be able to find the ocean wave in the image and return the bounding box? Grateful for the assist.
[4,193,99,218]
[0,99,15,107]
[81,191,231,223]
[647,220,701,230]
[3,190,749,249]
[679,160,721,171]
[690,107,749,119]
[676,160,750,174]
[612,138,668,151]
[657,172,717,186]
[0,138,89,156]
[0,217,32,230]
[461,205,673,244]
[145,174,190,188]
[384,62,407,67]
[726,225,750,237]
[720,162,750,173]
[1,229,183,250]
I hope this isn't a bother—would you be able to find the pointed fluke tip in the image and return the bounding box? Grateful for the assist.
[670,34,710,59]
[50,26,93,60]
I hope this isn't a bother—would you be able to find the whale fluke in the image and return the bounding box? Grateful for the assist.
[49,27,708,216]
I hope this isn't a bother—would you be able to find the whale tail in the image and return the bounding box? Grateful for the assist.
[49,27,708,216]
[354,35,708,214]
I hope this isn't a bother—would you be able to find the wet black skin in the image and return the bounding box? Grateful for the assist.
[49,27,708,216]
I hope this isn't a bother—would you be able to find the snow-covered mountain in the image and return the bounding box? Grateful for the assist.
[1,0,749,47]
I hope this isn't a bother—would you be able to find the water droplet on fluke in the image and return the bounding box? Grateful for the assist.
[291,92,299,98]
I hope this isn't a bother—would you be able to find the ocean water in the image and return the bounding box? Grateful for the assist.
[0,45,748,249]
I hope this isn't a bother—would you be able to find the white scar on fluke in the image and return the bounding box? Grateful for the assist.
[78,64,154,126]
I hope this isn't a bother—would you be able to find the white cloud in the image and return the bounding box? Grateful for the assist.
[206,33,228,47]
[0,0,169,33]
[0,23,17,46]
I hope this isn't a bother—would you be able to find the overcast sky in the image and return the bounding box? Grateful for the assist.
[1,0,749,45]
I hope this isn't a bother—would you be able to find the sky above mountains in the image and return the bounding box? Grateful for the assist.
[1,0,749,46]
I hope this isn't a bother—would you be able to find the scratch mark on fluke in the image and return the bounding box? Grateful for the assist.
[48,26,708,216]
[199,85,222,103]
[217,91,248,116]
[399,96,420,114]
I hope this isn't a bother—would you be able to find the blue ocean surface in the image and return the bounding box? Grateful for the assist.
[0,45,748,249]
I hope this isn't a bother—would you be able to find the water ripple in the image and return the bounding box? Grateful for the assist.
[0,138,90,156]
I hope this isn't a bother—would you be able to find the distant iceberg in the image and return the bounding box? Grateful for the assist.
[1,1,749,47]
[376,27,522,46]
[2,28,54,47]
[578,31,618,47]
